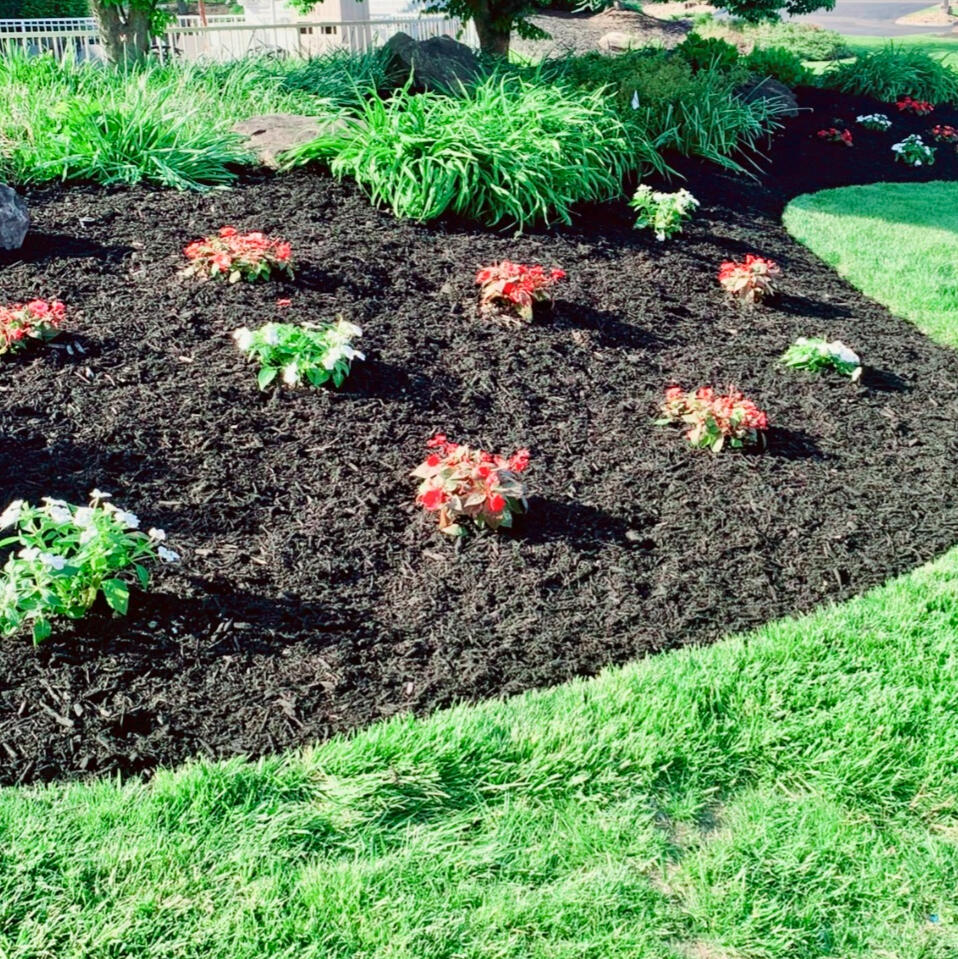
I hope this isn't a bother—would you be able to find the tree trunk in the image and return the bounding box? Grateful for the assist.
[90,0,154,65]
[470,0,511,57]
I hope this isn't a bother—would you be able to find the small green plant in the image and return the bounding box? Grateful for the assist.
[743,46,811,88]
[184,227,293,283]
[675,33,740,72]
[233,318,364,390]
[0,492,178,643]
[856,113,892,131]
[782,337,862,380]
[629,185,699,241]
[892,134,936,166]
[0,299,65,354]
[658,385,768,453]
[822,45,958,106]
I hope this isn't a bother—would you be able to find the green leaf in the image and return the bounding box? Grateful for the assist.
[135,564,150,589]
[257,367,278,390]
[102,578,130,615]
[32,619,52,643]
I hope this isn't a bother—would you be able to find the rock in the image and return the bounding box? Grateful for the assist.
[232,114,351,169]
[735,75,800,118]
[382,32,481,92]
[597,31,647,53]
[0,184,29,251]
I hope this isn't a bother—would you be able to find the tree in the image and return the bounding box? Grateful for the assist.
[88,0,168,64]
[717,0,835,22]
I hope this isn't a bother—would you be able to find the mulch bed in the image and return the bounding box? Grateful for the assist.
[1,87,957,786]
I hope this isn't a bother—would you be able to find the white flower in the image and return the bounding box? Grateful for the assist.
[282,362,300,386]
[828,340,860,366]
[39,552,66,571]
[90,489,111,502]
[0,500,23,529]
[263,324,280,346]
[233,327,253,352]
[148,527,166,541]
[73,507,95,528]
[79,527,97,545]
[157,546,180,563]
[337,320,363,340]
[18,546,39,561]
[46,504,73,525]
[630,90,640,110]
[111,509,140,529]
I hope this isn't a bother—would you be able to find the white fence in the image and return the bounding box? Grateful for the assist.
[0,14,475,63]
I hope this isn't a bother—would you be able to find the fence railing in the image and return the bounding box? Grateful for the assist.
[0,14,475,63]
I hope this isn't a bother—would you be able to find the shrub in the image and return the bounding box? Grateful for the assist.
[412,435,530,536]
[658,386,768,453]
[696,17,851,60]
[630,186,699,241]
[475,261,565,324]
[781,337,861,380]
[822,45,958,105]
[0,299,65,354]
[743,46,811,88]
[0,492,178,643]
[233,318,364,389]
[183,228,293,283]
[717,255,781,303]
[285,74,631,228]
[675,33,741,72]
[892,134,936,166]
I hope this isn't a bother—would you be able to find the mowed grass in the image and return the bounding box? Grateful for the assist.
[784,181,958,347]
[3,191,958,958]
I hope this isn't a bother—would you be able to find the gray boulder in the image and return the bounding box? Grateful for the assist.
[232,113,352,169]
[597,31,647,53]
[382,32,481,92]
[736,75,800,118]
[0,184,29,251]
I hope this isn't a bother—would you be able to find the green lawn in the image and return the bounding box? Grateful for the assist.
[3,186,958,959]
[784,181,958,347]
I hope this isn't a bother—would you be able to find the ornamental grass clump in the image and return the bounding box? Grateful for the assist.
[412,435,530,536]
[718,254,781,304]
[782,336,862,381]
[282,74,631,229]
[856,113,892,131]
[475,261,566,325]
[630,186,699,241]
[233,318,364,390]
[822,46,958,106]
[183,227,293,282]
[0,491,178,643]
[0,299,65,354]
[658,386,768,452]
[892,134,936,167]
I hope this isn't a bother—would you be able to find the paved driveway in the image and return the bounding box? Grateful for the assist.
[790,0,956,35]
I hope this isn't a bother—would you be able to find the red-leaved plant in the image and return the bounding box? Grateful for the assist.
[658,386,769,452]
[816,127,853,146]
[183,227,293,282]
[475,261,565,324]
[897,96,934,116]
[412,434,530,535]
[717,255,781,304]
[930,124,958,143]
[0,299,66,355]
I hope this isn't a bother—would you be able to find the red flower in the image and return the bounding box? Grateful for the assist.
[276,298,292,308]
[426,433,447,449]
[218,226,238,238]
[426,454,442,467]
[488,494,506,513]
[421,487,446,510]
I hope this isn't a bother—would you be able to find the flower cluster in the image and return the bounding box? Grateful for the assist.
[0,491,178,643]
[816,127,853,147]
[892,134,936,167]
[855,113,892,132]
[412,435,530,536]
[183,227,293,282]
[233,317,364,390]
[0,299,65,355]
[930,124,958,143]
[781,337,861,381]
[658,386,768,453]
[629,186,699,241]
[475,261,566,324]
[896,96,934,116]
[717,254,781,304]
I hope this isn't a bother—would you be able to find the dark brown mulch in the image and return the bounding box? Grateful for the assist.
[1,87,958,787]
